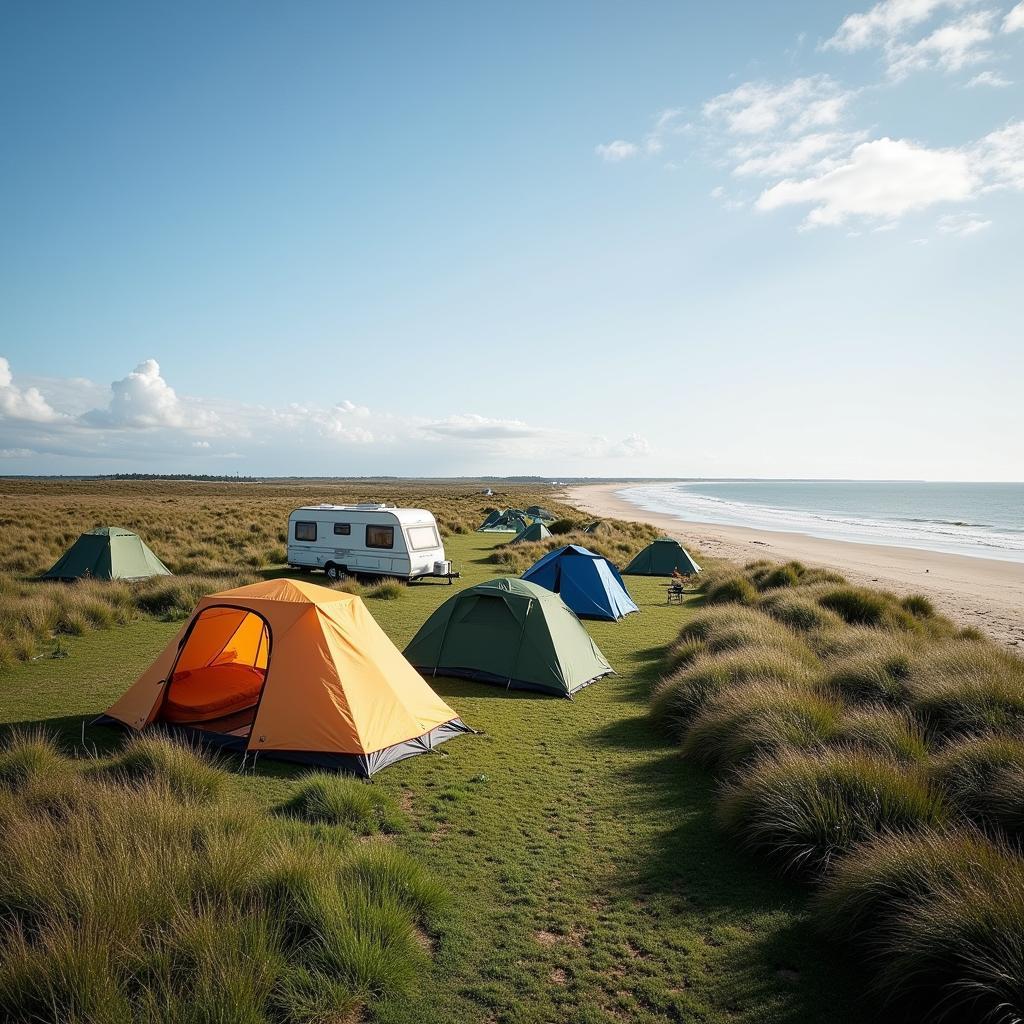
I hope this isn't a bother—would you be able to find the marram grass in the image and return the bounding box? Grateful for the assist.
[0,733,441,1024]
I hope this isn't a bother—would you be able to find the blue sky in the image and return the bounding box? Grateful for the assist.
[1,1,1021,479]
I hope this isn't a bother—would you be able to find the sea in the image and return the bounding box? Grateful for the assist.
[617,481,1024,564]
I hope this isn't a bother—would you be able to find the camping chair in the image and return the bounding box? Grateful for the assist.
[666,581,686,605]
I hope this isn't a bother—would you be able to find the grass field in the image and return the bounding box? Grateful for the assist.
[0,523,870,1024]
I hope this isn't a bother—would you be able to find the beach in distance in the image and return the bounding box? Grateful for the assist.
[567,480,1024,648]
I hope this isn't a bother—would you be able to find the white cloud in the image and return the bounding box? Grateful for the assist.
[885,10,996,78]
[191,440,211,449]
[595,140,638,162]
[974,119,1024,188]
[703,76,853,136]
[614,433,651,457]
[756,136,976,226]
[966,69,1013,85]
[420,414,543,440]
[732,130,869,177]
[753,120,1024,228]
[0,356,62,423]
[825,0,976,51]
[84,359,186,428]
[937,211,993,233]
[1004,1,1024,31]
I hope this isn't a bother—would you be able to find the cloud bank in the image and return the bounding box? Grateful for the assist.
[0,357,651,474]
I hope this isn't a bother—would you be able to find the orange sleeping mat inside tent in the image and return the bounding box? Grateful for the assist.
[162,663,266,723]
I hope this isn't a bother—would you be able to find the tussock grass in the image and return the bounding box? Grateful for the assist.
[0,739,439,1023]
[910,640,1024,737]
[671,605,813,665]
[930,735,1024,836]
[702,573,758,606]
[0,729,66,792]
[651,646,819,738]
[103,733,226,804]
[683,683,843,771]
[832,706,929,763]
[757,589,844,632]
[816,585,919,631]
[282,773,405,834]
[821,630,921,704]
[819,829,1024,1023]
[366,579,406,600]
[718,748,948,879]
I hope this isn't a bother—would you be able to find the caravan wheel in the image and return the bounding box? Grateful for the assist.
[325,563,346,581]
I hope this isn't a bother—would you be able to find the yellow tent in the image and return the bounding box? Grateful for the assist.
[102,578,470,776]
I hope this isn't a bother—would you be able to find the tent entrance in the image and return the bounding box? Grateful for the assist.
[159,606,271,738]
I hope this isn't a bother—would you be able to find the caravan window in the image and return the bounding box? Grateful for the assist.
[333,523,351,536]
[294,521,317,542]
[366,524,394,549]
[408,524,440,550]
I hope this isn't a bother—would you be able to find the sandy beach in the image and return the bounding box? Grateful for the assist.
[565,483,1024,648]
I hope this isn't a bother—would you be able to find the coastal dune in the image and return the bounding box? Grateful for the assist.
[566,482,1024,648]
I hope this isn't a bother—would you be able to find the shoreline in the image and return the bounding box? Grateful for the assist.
[563,482,1024,648]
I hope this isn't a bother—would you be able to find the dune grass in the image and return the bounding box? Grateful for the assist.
[818,829,1024,1022]
[651,553,1024,1020]
[718,747,948,879]
[0,733,438,1024]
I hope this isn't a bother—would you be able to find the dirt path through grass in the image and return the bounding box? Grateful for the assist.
[0,533,869,1024]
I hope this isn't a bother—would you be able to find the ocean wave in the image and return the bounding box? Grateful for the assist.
[619,483,1024,564]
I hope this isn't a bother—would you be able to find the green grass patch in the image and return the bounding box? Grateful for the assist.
[282,772,405,834]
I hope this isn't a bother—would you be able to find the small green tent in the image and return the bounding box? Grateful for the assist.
[524,505,556,522]
[404,577,613,697]
[478,508,529,533]
[623,538,701,577]
[42,527,172,582]
[512,522,551,544]
[581,521,601,534]
[477,509,504,531]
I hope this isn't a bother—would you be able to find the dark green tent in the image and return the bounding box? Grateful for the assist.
[623,538,701,577]
[404,577,613,697]
[477,509,504,531]
[581,521,601,534]
[524,505,556,522]
[512,522,551,544]
[42,527,172,582]
[478,508,529,533]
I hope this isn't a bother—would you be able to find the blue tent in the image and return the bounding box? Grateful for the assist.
[521,545,639,621]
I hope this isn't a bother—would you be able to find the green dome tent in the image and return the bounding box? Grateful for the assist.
[623,538,701,577]
[524,505,556,522]
[477,509,504,531]
[404,577,613,697]
[42,527,172,582]
[478,508,529,533]
[512,521,551,544]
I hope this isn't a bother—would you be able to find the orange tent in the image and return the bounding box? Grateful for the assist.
[101,578,470,776]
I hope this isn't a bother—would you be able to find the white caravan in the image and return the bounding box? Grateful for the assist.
[286,504,451,581]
